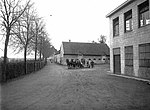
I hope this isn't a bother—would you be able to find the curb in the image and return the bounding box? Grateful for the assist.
[107,71,150,84]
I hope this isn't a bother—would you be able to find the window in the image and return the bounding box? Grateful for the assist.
[113,48,120,55]
[139,43,150,68]
[138,0,150,27]
[93,58,96,60]
[113,17,119,37]
[124,10,133,32]
[125,46,133,66]
[103,58,106,61]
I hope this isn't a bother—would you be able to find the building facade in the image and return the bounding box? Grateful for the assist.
[57,42,110,65]
[106,0,150,79]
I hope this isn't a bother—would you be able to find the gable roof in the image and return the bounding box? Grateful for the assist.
[62,42,110,56]
[106,0,135,18]
[54,50,60,55]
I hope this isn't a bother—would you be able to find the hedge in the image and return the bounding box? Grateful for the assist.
[0,60,47,82]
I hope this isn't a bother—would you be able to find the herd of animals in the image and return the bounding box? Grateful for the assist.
[66,59,94,69]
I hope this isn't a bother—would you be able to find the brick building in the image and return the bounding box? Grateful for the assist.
[106,0,150,79]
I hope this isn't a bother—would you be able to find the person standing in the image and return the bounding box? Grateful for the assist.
[88,59,91,68]
[91,60,94,68]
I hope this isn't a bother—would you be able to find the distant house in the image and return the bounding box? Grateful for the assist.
[106,0,150,79]
[54,50,61,64]
[56,42,110,65]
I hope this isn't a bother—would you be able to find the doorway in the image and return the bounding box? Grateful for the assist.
[113,48,121,74]
[114,55,121,74]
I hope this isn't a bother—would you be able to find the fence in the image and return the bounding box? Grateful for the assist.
[0,60,47,82]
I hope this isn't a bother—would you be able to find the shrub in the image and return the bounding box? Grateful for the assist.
[1,60,47,82]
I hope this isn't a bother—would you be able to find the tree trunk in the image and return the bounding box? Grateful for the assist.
[39,50,42,61]
[24,46,27,74]
[45,57,47,64]
[42,54,44,60]
[34,38,37,71]
[3,28,10,81]
[34,24,38,71]
[39,38,42,69]
[39,39,42,61]
[35,37,37,61]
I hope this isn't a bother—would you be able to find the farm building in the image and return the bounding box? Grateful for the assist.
[55,41,110,65]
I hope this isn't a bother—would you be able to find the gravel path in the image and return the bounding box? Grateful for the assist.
[1,62,150,110]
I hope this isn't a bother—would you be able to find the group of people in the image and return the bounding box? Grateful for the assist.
[87,59,94,68]
[66,59,94,69]
[66,59,84,69]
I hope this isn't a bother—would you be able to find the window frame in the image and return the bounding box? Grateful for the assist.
[124,10,133,32]
[125,46,133,67]
[113,17,119,37]
[139,43,150,68]
[93,58,96,60]
[138,0,150,27]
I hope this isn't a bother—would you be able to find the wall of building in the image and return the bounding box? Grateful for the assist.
[60,43,64,58]
[109,0,150,79]
[54,54,61,64]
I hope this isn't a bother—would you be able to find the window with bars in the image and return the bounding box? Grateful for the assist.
[139,43,150,68]
[124,10,133,32]
[138,0,150,27]
[125,46,133,66]
[113,17,119,37]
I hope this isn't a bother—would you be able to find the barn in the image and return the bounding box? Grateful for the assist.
[55,41,110,65]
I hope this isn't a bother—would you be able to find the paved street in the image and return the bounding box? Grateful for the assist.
[1,62,150,110]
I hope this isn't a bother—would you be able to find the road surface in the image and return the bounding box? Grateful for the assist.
[1,62,150,110]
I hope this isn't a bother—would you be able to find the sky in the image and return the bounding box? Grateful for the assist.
[0,0,126,58]
[32,0,126,50]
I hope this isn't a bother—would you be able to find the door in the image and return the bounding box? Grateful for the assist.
[114,55,121,74]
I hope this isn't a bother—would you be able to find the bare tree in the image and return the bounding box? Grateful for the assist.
[39,30,45,61]
[10,3,35,74]
[40,35,53,61]
[36,22,46,61]
[0,0,30,80]
[32,17,45,70]
[35,30,56,62]
[98,35,106,44]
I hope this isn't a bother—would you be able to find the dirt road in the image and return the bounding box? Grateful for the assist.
[1,62,150,110]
